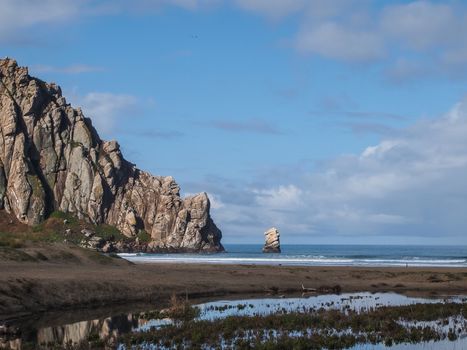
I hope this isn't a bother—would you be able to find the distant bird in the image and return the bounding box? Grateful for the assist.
[191,34,199,39]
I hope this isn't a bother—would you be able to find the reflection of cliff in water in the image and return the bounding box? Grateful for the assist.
[1,312,150,349]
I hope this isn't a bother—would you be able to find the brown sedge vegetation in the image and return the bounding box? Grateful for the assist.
[122,301,467,349]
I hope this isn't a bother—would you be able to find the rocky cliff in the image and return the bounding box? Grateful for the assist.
[0,58,223,252]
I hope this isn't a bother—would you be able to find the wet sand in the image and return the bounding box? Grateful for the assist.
[1,244,466,321]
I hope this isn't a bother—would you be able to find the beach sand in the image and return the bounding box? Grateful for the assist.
[1,244,466,320]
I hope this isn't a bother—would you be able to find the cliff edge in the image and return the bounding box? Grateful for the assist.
[0,58,223,252]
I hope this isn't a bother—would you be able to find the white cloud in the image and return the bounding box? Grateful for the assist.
[361,140,401,159]
[0,0,218,43]
[441,48,467,66]
[234,0,307,20]
[384,58,432,83]
[239,0,467,79]
[107,0,221,12]
[291,1,467,69]
[207,192,224,210]
[381,1,459,50]
[296,21,385,62]
[234,0,356,21]
[310,98,467,236]
[254,185,303,209]
[0,0,80,27]
[5,0,467,81]
[74,92,139,135]
[31,64,104,74]
[0,0,81,41]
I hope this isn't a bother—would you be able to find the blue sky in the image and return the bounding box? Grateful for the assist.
[2,0,467,244]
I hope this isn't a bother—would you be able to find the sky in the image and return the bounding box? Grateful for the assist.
[1,0,467,245]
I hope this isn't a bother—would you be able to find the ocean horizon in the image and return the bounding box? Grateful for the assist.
[119,244,467,267]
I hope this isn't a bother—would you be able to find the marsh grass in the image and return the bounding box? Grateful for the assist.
[164,294,200,324]
[122,302,467,349]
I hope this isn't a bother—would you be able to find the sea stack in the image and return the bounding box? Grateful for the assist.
[263,227,280,253]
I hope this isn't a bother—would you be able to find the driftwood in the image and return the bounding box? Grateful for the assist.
[301,284,342,294]
[301,284,317,293]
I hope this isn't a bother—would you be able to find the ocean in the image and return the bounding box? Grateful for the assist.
[119,244,467,267]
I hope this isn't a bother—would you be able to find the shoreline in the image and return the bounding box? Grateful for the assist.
[1,247,467,322]
[121,258,467,268]
[118,244,467,268]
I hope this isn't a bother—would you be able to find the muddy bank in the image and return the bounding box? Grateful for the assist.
[1,244,467,321]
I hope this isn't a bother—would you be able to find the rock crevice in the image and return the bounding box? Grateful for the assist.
[0,58,223,252]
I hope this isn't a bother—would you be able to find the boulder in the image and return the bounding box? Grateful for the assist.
[102,241,115,253]
[80,236,105,250]
[81,229,94,238]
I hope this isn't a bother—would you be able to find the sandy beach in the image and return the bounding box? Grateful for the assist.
[1,244,466,321]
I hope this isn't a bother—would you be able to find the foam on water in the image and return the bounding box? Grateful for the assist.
[119,244,467,267]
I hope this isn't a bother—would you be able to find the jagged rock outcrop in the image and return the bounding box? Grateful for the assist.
[263,227,280,253]
[0,58,223,252]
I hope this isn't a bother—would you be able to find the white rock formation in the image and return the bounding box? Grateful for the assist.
[263,227,280,253]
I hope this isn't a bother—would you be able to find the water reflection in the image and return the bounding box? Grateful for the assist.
[197,292,466,321]
[1,293,466,349]
[1,314,140,349]
[0,303,159,349]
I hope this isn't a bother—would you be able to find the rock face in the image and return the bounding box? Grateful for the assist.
[263,227,280,253]
[0,58,223,252]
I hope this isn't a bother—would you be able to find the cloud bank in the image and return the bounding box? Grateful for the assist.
[4,1,467,82]
[202,98,467,244]
[240,0,467,81]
